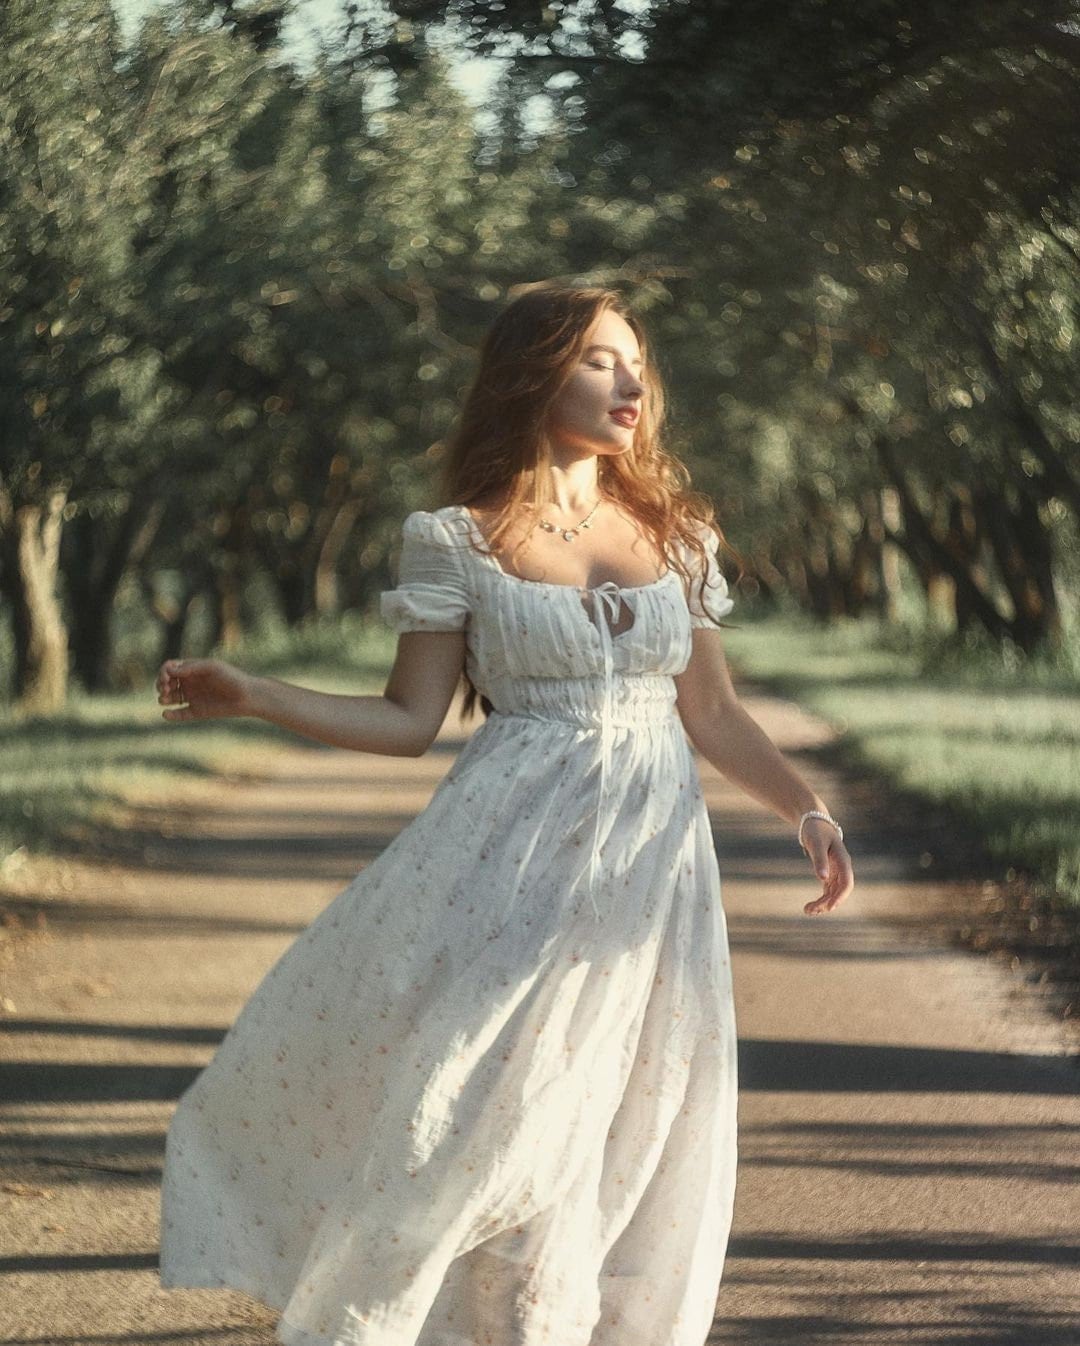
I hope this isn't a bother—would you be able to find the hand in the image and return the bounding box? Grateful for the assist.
[155,657,256,723]
[800,818,855,916]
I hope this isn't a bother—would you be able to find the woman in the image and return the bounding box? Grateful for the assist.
[157,282,855,1346]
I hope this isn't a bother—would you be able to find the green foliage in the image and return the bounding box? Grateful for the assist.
[727,612,1080,907]
[873,618,1080,692]
[1,0,1078,706]
[512,0,1080,648]
[218,610,399,681]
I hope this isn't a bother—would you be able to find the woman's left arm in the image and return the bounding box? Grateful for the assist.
[674,627,855,915]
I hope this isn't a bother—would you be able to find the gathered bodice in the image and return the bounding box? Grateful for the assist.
[452,554,692,723]
[379,504,733,722]
[379,505,736,922]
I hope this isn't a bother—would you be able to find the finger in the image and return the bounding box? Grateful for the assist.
[807,876,854,914]
[164,659,194,689]
[804,875,846,914]
[804,882,828,912]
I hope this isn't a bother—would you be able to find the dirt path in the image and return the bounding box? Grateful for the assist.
[1,686,1077,1346]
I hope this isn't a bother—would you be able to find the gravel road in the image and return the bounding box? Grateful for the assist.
[1,684,1077,1346]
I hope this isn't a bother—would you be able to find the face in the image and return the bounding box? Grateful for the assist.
[545,308,646,462]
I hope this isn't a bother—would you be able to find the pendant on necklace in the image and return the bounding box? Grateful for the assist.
[535,496,603,541]
[537,515,598,543]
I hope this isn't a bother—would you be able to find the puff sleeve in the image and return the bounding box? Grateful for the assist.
[379,510,471,633]
[684,522,735,628]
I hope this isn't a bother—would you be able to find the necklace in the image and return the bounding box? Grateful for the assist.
[537,498,603,542]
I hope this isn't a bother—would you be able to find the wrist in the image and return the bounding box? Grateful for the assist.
[787,796,830,829]
[240,671,271,719]
[797,809,843,850]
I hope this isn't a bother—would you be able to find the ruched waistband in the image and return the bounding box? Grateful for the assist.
[487,674,678,731]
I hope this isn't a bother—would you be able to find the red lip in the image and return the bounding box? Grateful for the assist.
[609,409,639,426]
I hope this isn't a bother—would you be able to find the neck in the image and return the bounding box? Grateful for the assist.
[542,458,602,515]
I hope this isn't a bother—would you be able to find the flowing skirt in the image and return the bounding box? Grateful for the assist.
[160,708,738,1346]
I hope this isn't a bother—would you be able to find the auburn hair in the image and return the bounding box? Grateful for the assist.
[435,281,742,719]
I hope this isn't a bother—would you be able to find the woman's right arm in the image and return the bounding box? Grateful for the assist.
[155,630,466,758]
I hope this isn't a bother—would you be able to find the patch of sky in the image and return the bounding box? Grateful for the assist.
[111,0,648,130]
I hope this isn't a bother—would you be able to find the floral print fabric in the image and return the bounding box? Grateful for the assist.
[160,504,739,1346]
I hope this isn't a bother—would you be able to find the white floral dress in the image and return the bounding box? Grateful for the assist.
[160,503,739,1346]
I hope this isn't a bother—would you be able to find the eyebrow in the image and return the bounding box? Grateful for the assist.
[585,344,645,365]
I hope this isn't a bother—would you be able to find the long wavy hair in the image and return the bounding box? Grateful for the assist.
[437,281,743,719]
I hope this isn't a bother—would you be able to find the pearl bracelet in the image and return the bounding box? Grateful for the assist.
[798,809,843,851]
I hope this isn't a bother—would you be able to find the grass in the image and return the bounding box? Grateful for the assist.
[2,605,1078,915]
[0,613,397,871]
[722,609,1080,908]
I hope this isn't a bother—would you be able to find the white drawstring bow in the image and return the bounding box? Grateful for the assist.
[583,582,624,922]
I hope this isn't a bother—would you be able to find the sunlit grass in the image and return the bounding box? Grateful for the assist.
[3,607,1078,912]
[0,614,395,866]
[724,610,1080,906]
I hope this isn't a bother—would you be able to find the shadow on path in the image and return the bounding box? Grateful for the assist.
[2,1037,1075,1107]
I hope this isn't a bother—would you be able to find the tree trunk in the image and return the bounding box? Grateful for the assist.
[276,562,308,629]
[824,525,852,618]
[926,571,957,628]
[747,547,784,604]
[246,522,305,629]
[0,488,70,713]
[205,507,249,653]
[66,491,166,693]
[1011,487,1063,651]
[943,485,983,634]
[313,497,363,617]
[795,488,835,620]
[140,562,210,667]
[213,551,246,653]
[878,486,903,622]
[975,483,1063,653]
[773,534,809,608]
[845,492,881,616]
[876,438,1012,642]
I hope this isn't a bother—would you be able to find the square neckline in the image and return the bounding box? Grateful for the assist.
[453,504,674,595]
